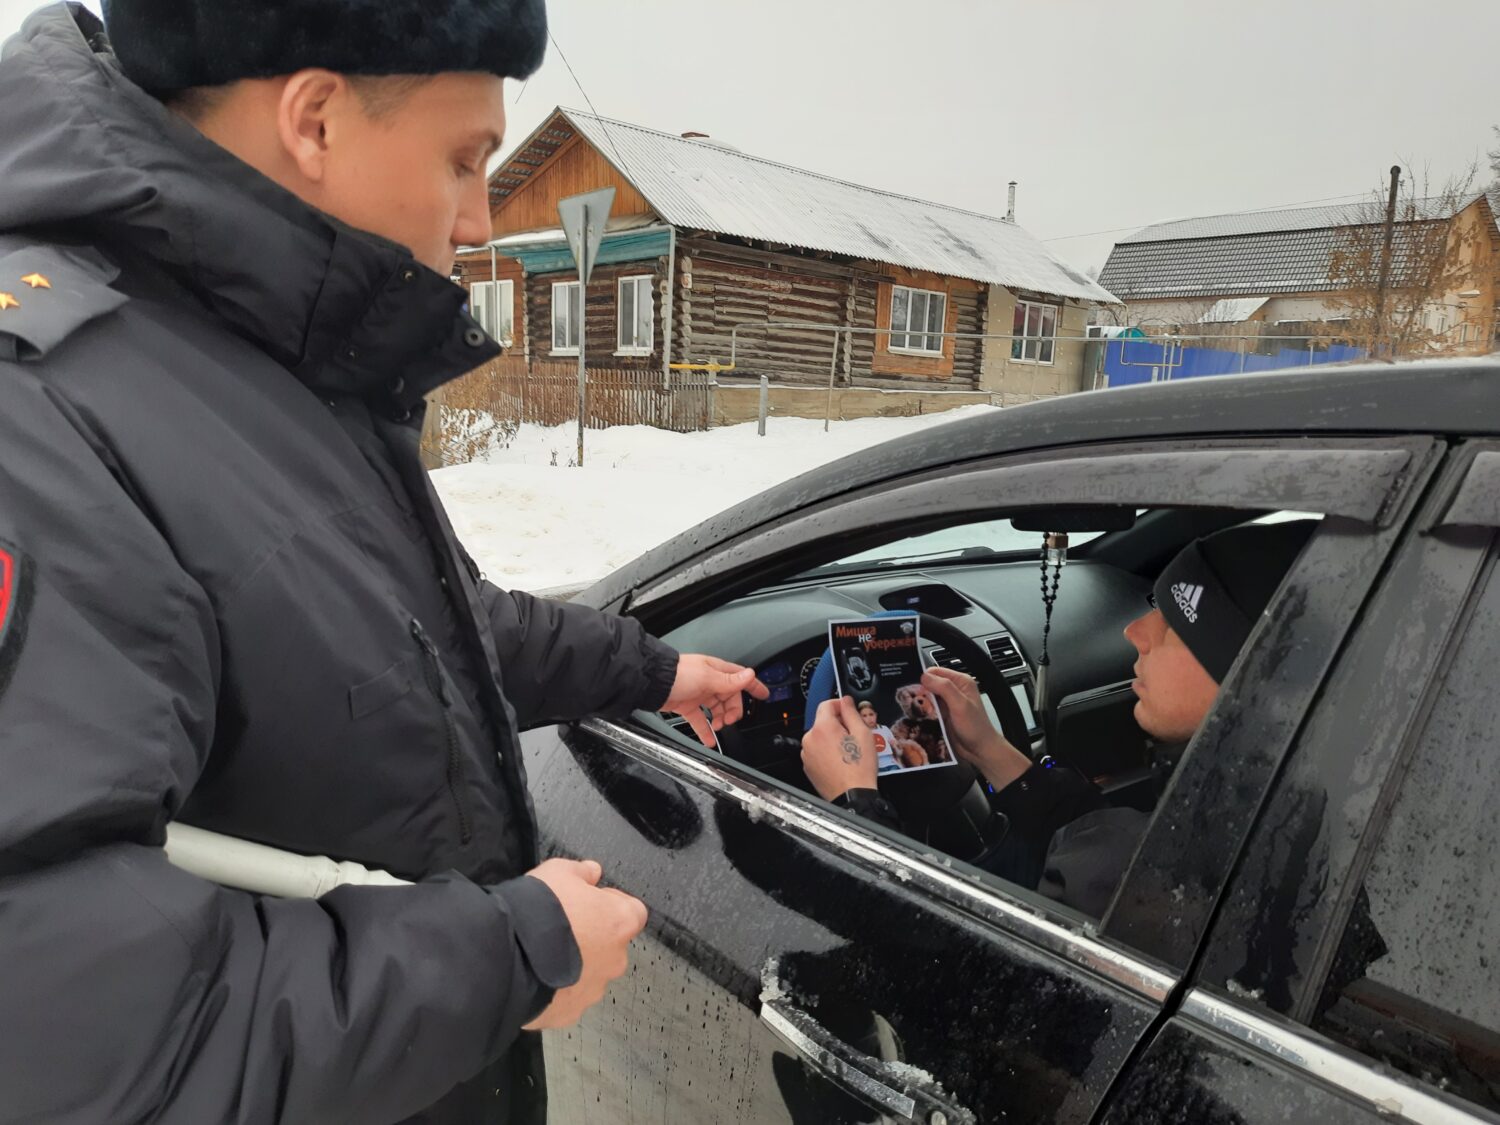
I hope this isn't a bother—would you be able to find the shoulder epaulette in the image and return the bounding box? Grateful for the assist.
[0,244,127,363]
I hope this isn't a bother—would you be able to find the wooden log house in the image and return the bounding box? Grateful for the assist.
[454,108,1117,410]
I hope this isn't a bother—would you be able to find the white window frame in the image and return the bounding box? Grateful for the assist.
[616,275,655,356]
[888,285,947,356]
[551,281,581,356]
[1011,298,1060,365]
[469,279,514,347]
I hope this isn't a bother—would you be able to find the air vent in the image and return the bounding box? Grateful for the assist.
[927,647,968,673]
[928,633,1027,677]
[985,634,1026,674]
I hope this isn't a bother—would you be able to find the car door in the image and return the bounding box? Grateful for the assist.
[518,433,1440,1124]
[1099,442,1500,1125]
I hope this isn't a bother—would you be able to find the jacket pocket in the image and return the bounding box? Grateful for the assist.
[348,656,417,719]
[410,618,473,845]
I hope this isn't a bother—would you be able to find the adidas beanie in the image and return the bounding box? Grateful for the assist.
[1151,520,1318,683]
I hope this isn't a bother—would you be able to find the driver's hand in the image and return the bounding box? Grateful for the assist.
[922,668,1032,791]
[801,696,879,801]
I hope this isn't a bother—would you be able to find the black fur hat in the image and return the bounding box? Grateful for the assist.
[101,0,548,93]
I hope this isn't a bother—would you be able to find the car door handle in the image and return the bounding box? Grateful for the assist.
[759,997,974,1124]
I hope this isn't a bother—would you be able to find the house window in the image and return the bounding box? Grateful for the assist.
[617,275,654,355]
[1011,299,1059,364]
[889,286,947,355]
[551,281,581,355]
[469,279,514,346]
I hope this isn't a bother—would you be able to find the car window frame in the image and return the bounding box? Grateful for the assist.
[1181,439,1500,1124]
[1103,440,1445,969]
[629,435,1433,632]
[1195,442,1497,1010]
[605,433,1440,966]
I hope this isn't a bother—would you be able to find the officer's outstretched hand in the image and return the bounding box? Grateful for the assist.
[663,654,770,746]
[523,858,647,1030]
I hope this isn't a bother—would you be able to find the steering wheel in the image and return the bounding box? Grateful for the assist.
[803,612,1033,857]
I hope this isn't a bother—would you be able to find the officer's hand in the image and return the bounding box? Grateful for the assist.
[801,696,878,800]
[522,858,647,1030]
[922,667,1031,791]
[663,654,770,746]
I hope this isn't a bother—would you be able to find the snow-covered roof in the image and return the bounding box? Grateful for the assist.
[535,109,1116,304]
[1198,297,1268,324]
[1125,197,1461,243]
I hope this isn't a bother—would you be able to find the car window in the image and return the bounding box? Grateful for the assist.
[657,501,1330,926]
[797,510,1313,581]
[1310,543,1500,1114]
[820,518,1104,574]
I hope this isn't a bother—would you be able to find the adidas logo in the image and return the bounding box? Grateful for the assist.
[1172,582,1204,623]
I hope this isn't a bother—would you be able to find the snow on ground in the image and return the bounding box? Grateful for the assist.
[433,406,996,592]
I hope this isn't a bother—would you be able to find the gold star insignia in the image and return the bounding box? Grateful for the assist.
[0,293,18,311]
[20,273,50,289]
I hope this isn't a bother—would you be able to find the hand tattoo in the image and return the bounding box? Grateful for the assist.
[840,735,861,764]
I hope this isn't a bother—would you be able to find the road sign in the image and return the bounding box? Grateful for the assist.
[558,188,616,467]
[558,187,615,286]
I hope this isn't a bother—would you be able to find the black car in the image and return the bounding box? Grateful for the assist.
[520,360,1500,1125]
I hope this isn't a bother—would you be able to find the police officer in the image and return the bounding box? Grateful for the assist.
[0,2,765,1121]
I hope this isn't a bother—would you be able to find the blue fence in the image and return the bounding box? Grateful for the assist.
[1101,338,1367,387]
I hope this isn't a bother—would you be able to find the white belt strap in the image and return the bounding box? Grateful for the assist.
[164,823,410,898]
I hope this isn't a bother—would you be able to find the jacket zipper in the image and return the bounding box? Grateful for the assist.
[411,618,473,845]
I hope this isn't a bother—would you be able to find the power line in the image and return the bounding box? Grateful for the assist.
[547,30,633,181]
[1041,190,1372,243]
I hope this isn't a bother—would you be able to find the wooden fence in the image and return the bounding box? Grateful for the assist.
[447,357,713,429]
[425,357,713,466]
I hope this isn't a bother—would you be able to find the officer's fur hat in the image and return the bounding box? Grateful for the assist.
[101,0,547,93]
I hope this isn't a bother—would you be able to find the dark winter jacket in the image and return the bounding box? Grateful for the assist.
[0,6,677,1123]
[986,743,1191,915]
[851,761,1150,916]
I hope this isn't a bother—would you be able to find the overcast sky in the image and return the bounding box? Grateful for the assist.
[5,0,1494,270]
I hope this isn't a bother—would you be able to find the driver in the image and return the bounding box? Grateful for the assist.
[801,520,1316,915]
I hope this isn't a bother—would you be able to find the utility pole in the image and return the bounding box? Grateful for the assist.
[1373,164,1401,354]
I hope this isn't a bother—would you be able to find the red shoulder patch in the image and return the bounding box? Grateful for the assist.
[0,546,15,639]
[0,541,32,701]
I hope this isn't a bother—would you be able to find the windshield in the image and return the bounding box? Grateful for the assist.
[800,520,1106,579]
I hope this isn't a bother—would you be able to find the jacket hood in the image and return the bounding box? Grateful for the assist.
[0,3,498,404]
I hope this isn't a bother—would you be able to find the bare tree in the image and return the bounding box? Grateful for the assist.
[1490,125,1499,187]
[1326,163,1483,356]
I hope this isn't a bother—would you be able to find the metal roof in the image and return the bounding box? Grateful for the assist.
[1098,196,1472,301]
[1101,227,1354,300]
[551,109,1117,305]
